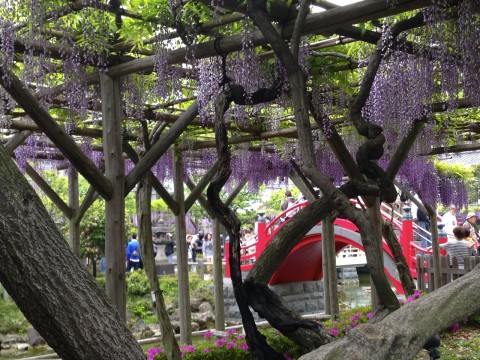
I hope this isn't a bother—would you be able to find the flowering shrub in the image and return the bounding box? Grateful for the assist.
[399,289,422,305]
[323,306,373,338]
[148,327,309,359]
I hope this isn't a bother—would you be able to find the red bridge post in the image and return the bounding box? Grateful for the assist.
[255,212,267,256]
[402,206,414,269]
[224,239,231,278]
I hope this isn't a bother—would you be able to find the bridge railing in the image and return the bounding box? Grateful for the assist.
[224,201,443,279]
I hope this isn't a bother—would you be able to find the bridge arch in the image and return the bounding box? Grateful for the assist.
[269,222,403,294]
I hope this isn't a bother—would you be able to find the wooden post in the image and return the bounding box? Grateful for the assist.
[212,218,225,331]
[68,166,80,257]
[100,73,126,320]
[173,146,192,344]
[426,205,441,290]
[321,219,331,315]
[323,215,338,317]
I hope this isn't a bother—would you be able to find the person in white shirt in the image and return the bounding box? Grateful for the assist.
[441,205,458,241]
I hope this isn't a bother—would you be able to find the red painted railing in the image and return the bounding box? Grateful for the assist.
[224,201,441,284]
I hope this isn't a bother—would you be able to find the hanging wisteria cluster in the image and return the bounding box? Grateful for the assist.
[398,157,439,206]
[315,146,345,183]
[230,150,291,191]
[438,173,469,209]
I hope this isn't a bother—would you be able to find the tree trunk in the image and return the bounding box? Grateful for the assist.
[136,174,181,360]
[300,265,480,360]
[382,222,415,297]
[0,144,145,359]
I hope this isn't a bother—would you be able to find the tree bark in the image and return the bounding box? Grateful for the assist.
[300,265,480,360]
[0,143,145,359]
[382,222,415,297]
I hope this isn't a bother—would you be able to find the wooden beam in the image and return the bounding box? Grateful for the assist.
[4,134,73,219]
[185,177,215,217]
[73,186,99,226]
[426,142,480,155]
[103,0,428,79]
[125,101,198,194]
[0,69,112,200]
[9,119,138,141]
[26,163,73,219]
[4,130,33,153]
[225,178,248,207]
[288,161,318,202]
[123,141,179,215]
[184,160,221,212]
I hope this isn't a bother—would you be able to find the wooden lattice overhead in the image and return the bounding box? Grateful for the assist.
[0,0,479,189]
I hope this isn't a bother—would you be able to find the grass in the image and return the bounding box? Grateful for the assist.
[0,299,29,334]
[415,323,480,359]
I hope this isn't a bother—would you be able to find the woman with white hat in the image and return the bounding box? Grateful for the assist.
[463,212,479,253]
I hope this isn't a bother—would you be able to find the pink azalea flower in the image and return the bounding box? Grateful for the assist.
[147,347,163,360]
[204,330,214,339]
[227,328,237,336]
[202,348,211,353]
[239,342,249,351]
[329,328,339,337]
[226,341,236,348]
[367,312,374,319]
[449,322,461,333]
[214,339,224,347]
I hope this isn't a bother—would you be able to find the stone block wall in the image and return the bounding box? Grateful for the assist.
[223,279,324,323]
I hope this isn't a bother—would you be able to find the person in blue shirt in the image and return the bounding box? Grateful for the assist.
[126,233,141,272]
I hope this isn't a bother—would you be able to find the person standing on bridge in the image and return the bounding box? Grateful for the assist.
[416,208,431,248]
[442,204,458,242]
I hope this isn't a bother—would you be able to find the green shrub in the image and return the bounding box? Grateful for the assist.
[0,300,30,334]
[263,328,309,359]
[127,270,150,296]
[96,276,106,289]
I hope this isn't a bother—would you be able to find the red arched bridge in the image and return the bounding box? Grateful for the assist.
[225,201,445,295]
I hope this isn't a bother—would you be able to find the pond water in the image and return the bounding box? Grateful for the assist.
[338,272,372,309]
[0,348,55,360]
